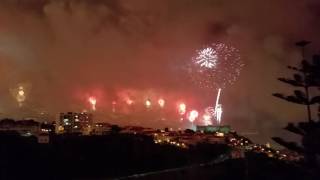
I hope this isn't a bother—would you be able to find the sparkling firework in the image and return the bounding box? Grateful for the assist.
[215,104,223,124]
[203,107,215,125]
[112,101,117,112]
[195,47,218,68]
[178,103,186,115]
[126,98,133,105]
[202,114,212,126]
[205,106,215,116]
[189,43,244,89]
[10,85,28,107]
[158,98,165,108]
[145,99,151,109]
[16,86,26,106]
[88,97,97,111]
[188,110,199,122]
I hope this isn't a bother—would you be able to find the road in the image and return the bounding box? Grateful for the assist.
[114,153,230,180]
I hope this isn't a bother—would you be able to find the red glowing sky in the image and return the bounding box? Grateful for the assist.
[0,0,320,143]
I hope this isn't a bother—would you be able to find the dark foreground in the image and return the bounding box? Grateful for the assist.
[0,132,314,180]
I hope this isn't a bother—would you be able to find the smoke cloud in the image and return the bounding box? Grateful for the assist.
[0,0,320,144]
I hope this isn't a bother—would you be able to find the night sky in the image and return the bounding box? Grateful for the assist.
[0,0,320,144]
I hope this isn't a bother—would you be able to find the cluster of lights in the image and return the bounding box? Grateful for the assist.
[153,133,187,148]
[228,136,300,161]
[41,128,52,132]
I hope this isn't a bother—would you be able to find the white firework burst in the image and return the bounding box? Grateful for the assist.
[195,47,218,69]
[189,43,244,89]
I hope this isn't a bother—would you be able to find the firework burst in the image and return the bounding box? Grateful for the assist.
[178,103,186,115]
[10,84,30,107]
[195,47,218,68]
[158,98,165,108]
[145,99,152,109]
[188,110,199,123]
[189,43,244,89]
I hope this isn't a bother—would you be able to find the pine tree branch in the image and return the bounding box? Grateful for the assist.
[277,78,304,87]
[272,93,307,105]
[272,137,304,153]
[298,121,320,133]
[284,123,305,136]
[288,66,303,72]
[310,96,320,105]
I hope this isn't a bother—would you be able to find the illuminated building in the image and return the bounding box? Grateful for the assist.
[196,125,231,134]
[58,112,93,134]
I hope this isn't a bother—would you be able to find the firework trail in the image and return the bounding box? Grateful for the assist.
[112,101,117,112]
[214,88,223,124]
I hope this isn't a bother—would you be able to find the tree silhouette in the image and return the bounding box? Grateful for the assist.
[110,125,122,134]
[273,41,320,122]
[272,41,320,168]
